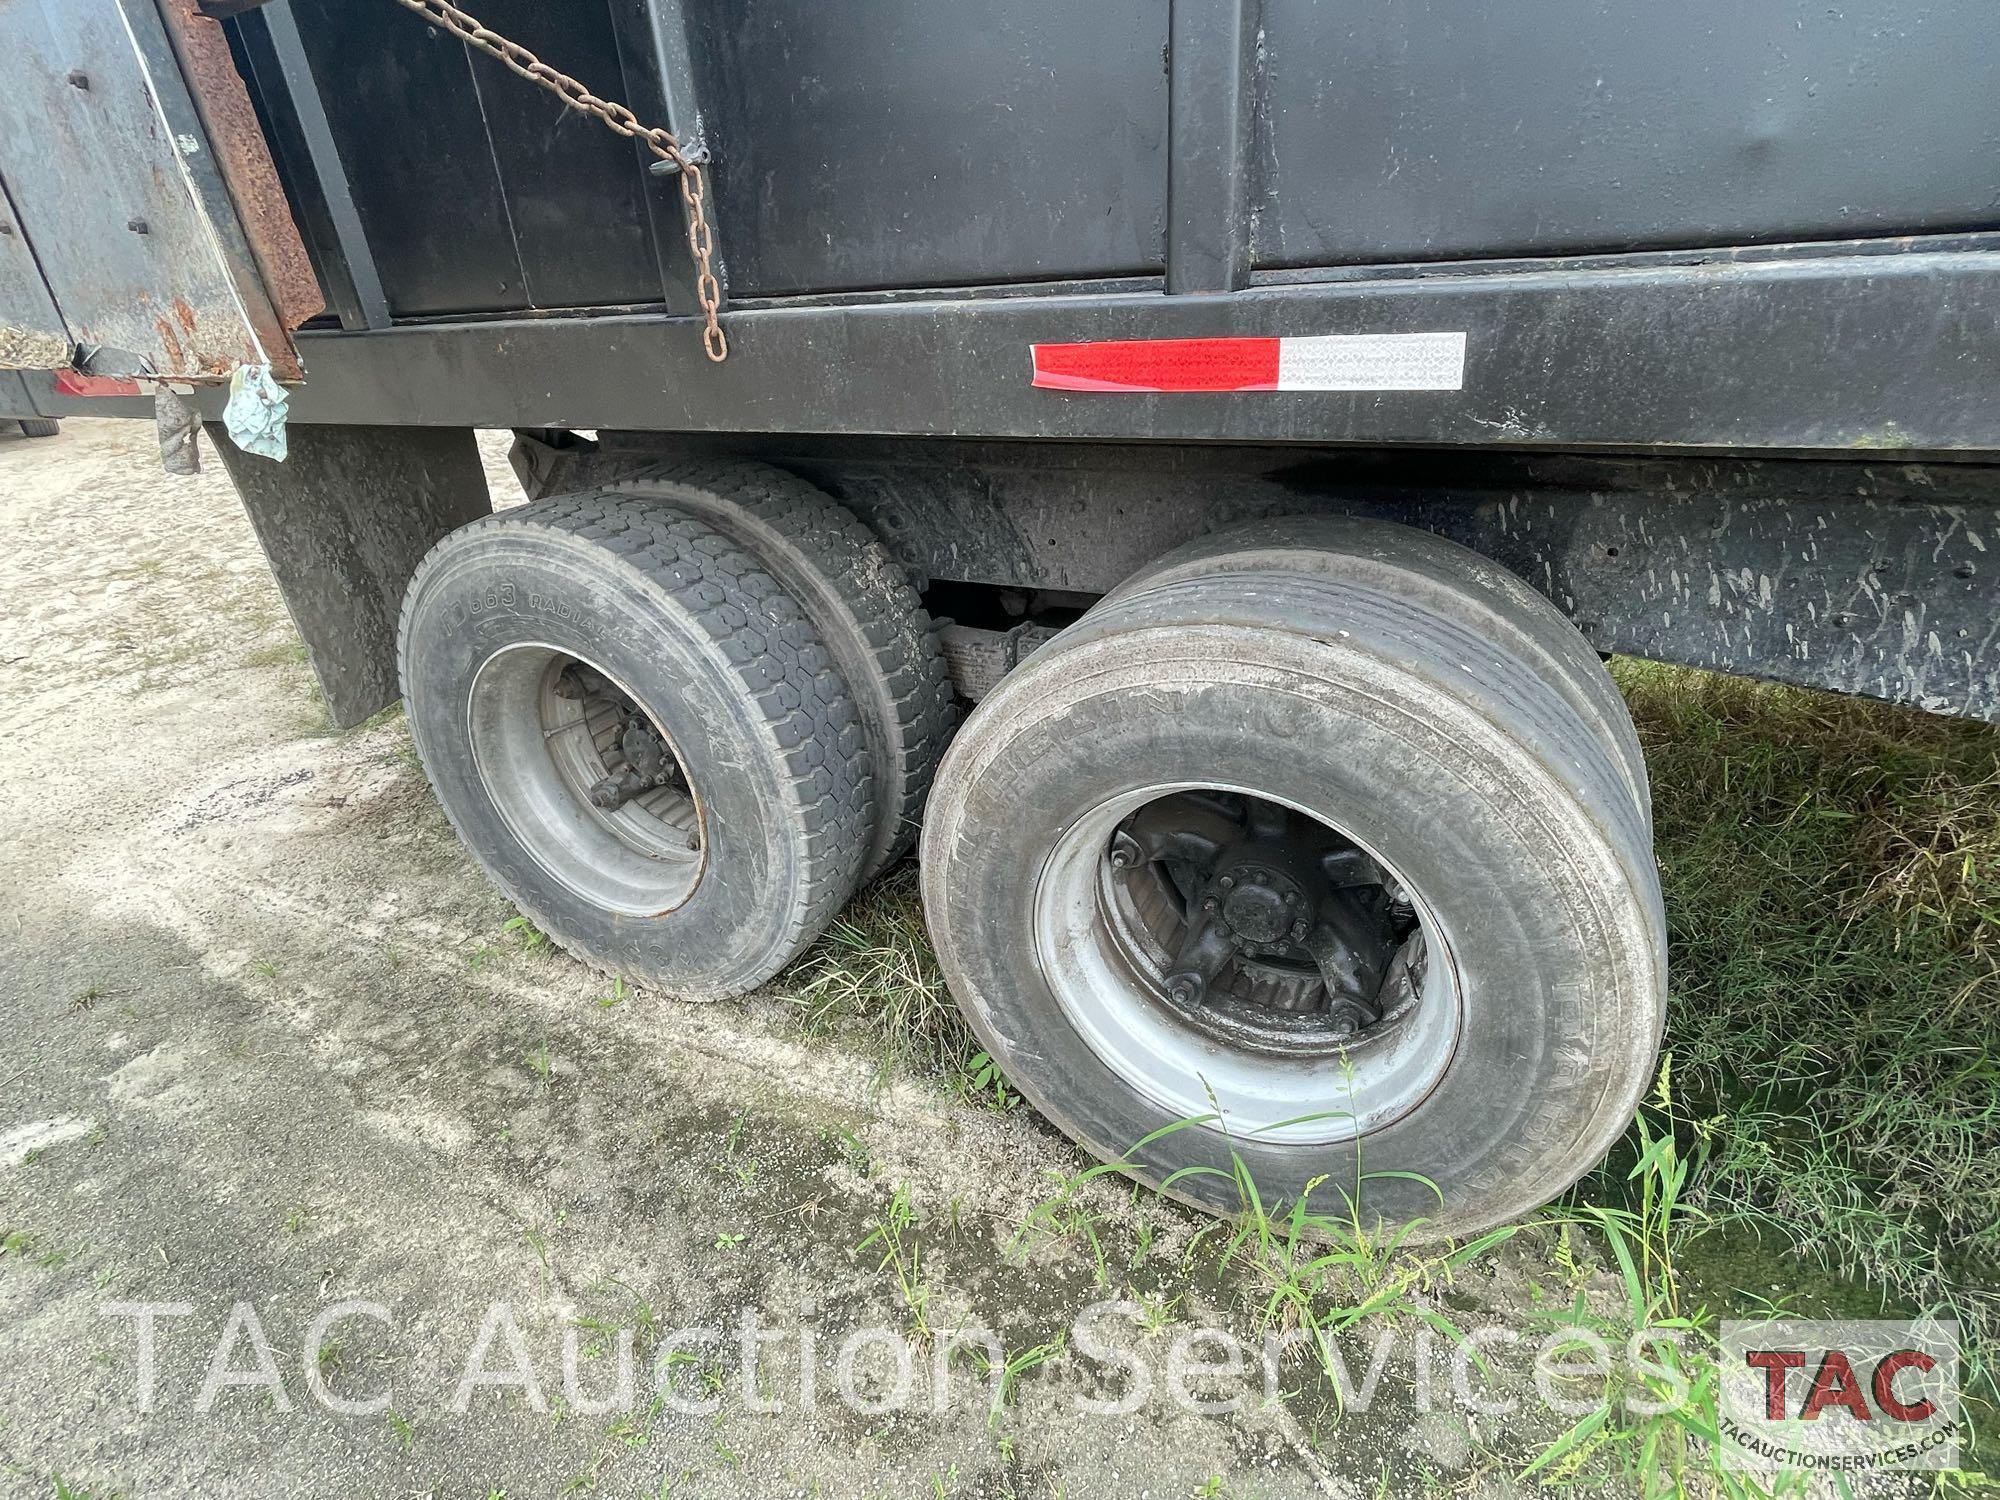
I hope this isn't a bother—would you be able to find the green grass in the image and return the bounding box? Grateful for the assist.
[785,868,993,1097]
[855,1181,934,1341]
[240,635,308,670]
[385,1407,415,1453]
[1534,1071,1766,1497]
[1612,661,2000,1332]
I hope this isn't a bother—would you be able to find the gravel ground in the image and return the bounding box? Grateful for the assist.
[0,419,1715,1500]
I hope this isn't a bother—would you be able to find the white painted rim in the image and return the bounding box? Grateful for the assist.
[467,643,706,917]
[1029,781,1462,1146]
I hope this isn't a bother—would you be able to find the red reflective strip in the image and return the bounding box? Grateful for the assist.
[54,370,143,397]
[1031,336,1281,392]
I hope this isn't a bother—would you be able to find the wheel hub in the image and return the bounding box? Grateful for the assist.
[1217,867,1298,946]
[466,645,705,917]
[1033,778,1459,1146]
[552,661,692,815]
[1108,790,1424,1051]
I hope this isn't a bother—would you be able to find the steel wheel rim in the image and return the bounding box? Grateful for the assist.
[467,643,705,916]
[1030,781,1462,1147]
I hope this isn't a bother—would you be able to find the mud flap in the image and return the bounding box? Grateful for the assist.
[208,423,492,729]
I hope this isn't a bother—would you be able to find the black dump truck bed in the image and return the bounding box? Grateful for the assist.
[0,0,1995,453]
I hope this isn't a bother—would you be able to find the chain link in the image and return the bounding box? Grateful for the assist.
[385,0,728,361]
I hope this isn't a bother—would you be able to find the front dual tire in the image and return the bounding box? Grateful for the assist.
[921,525,1666,1238]
[398,466,953,1000]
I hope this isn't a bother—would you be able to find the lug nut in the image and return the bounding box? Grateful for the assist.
[1201,896,1218,914]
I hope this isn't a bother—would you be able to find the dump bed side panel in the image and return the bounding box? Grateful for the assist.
[1252,0,2000,270]
[683,0,1170,296]
[237,0,2000,316]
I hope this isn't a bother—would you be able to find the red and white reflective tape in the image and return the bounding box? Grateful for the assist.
[1030,330,1466,393]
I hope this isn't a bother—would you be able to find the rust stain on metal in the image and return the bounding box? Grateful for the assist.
[173,295,199,334]
[156,313,187,368]
[156,0,322,380]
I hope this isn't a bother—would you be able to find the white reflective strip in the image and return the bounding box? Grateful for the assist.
[1274,331,1466,392]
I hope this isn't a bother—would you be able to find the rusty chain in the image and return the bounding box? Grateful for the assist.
[384,0,727,361]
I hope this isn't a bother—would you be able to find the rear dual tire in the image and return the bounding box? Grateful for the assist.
[399,492,878,998]
[399,466,950,998]
[603,461,955,885]
[1106,513,1652,834]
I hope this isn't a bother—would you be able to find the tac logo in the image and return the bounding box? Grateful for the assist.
[1720,1320,1960,1473]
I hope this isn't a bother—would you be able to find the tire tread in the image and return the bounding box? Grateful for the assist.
[605,460,956,882]
[397,492,872,995]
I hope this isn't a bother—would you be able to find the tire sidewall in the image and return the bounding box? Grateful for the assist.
[1109,515,1654,834]
[922,626,1663,1237]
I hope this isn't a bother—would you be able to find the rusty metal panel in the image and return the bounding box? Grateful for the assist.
[154,0,322,357]
[0,181,68,370]
[0,0,266,378]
